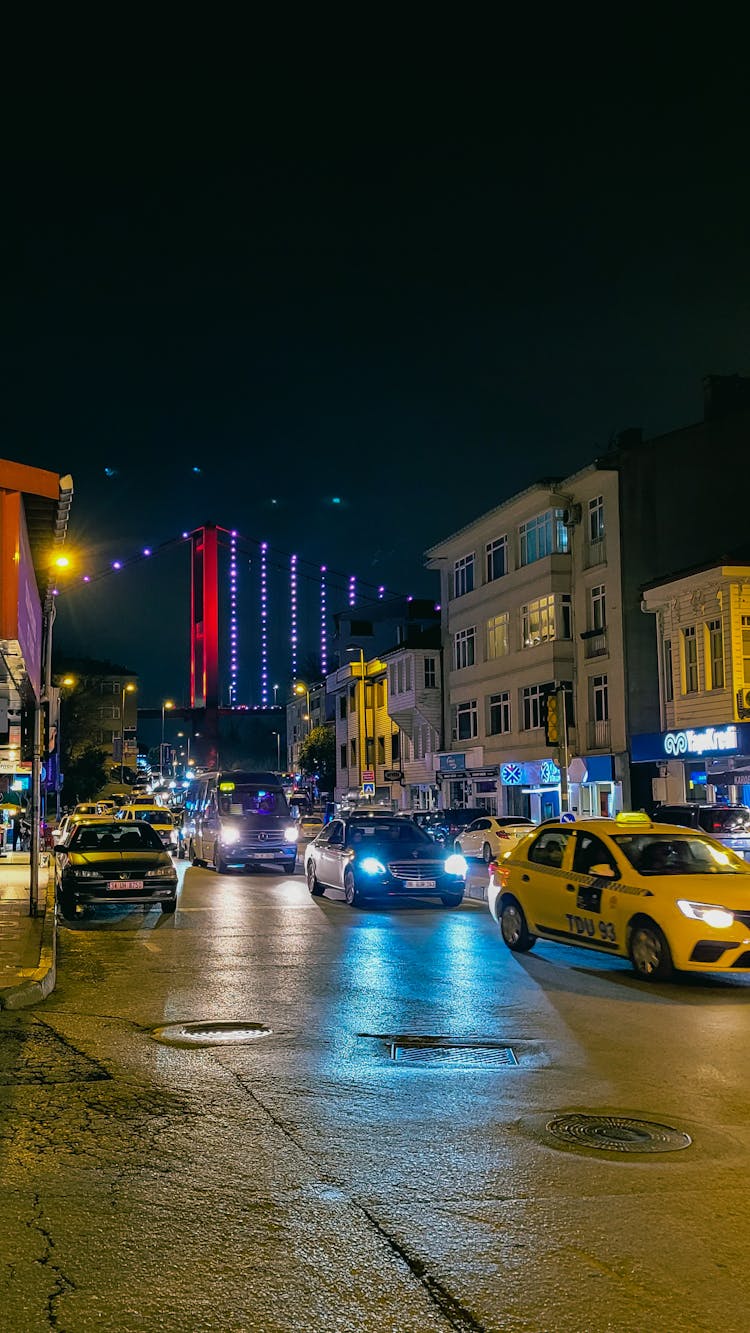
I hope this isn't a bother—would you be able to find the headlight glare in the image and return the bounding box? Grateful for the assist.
[444,853,468,877]
[284,826,299,842]
[360,856,386,875]
[677,899,734,928]
[220,827,241,845]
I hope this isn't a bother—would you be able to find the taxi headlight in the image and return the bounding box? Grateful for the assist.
[444,853,468,878]
[284,826,299,842]
[360,857,386,875]
[677,900,734,929]
[220,827,241,845]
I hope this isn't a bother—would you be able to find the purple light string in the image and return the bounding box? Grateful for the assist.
[290,553,298,682]
[229,530,238,705]
[348,574,356,607]
[378,585,385,600]
[320,566,327,676]
[260,542,269,706]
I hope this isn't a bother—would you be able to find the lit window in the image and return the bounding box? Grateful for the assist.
[588,496,605,543]
[518,511,568,567]
[486,613,509,659]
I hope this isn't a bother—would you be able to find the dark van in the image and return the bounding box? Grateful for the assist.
[183,771,299,874]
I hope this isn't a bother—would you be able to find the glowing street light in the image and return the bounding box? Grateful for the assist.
[120,682,136,783]
[161,699,175,778]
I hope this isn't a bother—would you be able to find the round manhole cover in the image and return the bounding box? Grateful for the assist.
[150,1021,272,1048]
[546,1113,691,1154]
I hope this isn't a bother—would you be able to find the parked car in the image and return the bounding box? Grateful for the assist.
[56,819,178,918]
[487,811,750,981]
[305,813,468,907]
[456,815,537,862]
[52,811,112,846]
[431,808,486,847]
[655,804,750,861]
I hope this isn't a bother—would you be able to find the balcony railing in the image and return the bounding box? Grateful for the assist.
[584,537,606,569]
[582,628,608,659]
[587,719,611,750]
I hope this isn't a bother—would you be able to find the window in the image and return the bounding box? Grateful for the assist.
[453,626,476,670]
[111,681,121,694]
[391,731,400,761]
[453,553,475,598]
[339,696,347,720]
[592,674,609,721]
[452,700,478,741]
[350,738,357,764]
[377,736,386,764]
[389,664,397,697]
[424,657,437,688]
[521,595,571,647]
[349,686,356,713]
[591,584,606,631]
[487,613,509,659]
[572,831,618,877]
[663,638,674,703]
[397,661,405,693]
[743,616,750,684]
[518,510,568,566]
[588,496,605,543]
[528,829,571,868]
[488,691,511,735]
[486,536,508,582]
[682,626,698,693]
[706,619,724,690]
[522,684,546,730]
[405,657,412,691]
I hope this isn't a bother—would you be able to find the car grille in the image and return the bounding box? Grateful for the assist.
[388,861,445,879]
[256,832,284,844]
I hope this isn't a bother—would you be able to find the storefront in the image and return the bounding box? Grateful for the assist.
[631,723,750,806]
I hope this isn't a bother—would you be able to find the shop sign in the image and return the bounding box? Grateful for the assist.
[383,769,404,781]
[501,763,523,785]
[501,760,561,787]
[439,753,467,772]
[632,723,750,764]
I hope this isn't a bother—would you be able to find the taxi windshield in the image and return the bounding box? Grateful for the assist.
[614,833,747,875]
[135,810,172,826]
[69,823,163,852]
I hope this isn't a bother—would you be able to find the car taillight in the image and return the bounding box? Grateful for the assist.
[496,829,511,839]
[490,860,511,887]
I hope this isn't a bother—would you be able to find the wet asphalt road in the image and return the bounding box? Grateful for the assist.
[2,858,750,1332]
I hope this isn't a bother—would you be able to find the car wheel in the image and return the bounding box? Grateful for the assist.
[482,842,493,864]
[283,858,297,875]
[160,900,177,915]
[190,840,202,867]
[307,861,324,896]
[499,895,536,952]
[58,889,76,920]
[215,852,229,874]
[344,869,361,907]
[441,892,463,907]
[628,917,674,982]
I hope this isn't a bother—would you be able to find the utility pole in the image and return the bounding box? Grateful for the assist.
[558,686,570,814]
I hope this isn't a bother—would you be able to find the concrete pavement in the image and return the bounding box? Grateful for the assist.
[0,852,56,1009]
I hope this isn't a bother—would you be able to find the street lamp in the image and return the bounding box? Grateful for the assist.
[271,729,281,770]
[120,682,136,784]
[345,645,366,789]
[161,700,174,778]
[273,683,279,705]
[294,682,311,735]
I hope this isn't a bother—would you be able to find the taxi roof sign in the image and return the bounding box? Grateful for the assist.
[615,811,653,827]
[219,781,236,791]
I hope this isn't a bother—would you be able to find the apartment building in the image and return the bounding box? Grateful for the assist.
[638,561,750,805]
[425,469,627,821]
[286,681,328,772]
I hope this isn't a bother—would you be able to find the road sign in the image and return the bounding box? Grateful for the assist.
[362,782,375,796]
[362,769,375,784]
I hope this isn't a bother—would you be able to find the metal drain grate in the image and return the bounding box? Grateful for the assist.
[389,1043,518,1069]
[150,1021,272,1048]
[546,1113,691,1154]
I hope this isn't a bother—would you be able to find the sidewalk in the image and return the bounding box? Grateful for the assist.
[0,852,57,1010]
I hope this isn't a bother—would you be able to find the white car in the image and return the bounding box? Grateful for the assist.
[455,816,536,863]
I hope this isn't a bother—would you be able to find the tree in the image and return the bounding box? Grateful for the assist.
[297,724,335,794]
[62,745,108,806]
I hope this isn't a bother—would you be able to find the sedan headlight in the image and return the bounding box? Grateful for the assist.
[444,853,468,878]
[284,826,299,842]
[220,827,241,845]
[677,900,734,929]
[145,866,177,879]
[359,857,386,875]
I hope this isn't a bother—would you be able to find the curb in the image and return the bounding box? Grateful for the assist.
[0,874,57,1011]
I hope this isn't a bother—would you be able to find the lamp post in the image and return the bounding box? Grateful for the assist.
[294,682,311,735]
[273,683,279,705]
[121,683,136,784]
[161,700,174,778]
[345,645,367,790]
[271,730,281,771]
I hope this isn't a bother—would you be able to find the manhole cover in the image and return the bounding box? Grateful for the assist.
[546,1113,691,1154]
[150,1021,272,1048]
[389,1043,518,1069]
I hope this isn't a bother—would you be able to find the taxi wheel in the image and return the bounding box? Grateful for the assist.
[482,842,493,864]
[628,917,674,982]
[499,895,536,952]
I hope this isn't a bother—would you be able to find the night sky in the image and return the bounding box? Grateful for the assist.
[4,41,748,704]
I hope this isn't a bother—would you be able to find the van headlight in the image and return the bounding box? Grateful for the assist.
[677,900,734,928]
[444,853,468,878]
[284,826,299,842]
[221,827,241,845]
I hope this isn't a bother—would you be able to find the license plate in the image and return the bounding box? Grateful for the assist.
[405,878,435,888]
[254,852,278,859]
[108,880,144,891]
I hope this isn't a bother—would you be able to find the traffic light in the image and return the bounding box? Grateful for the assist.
[543,689,560,746]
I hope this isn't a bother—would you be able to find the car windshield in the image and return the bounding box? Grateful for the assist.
[134,810,172,826]
[218,786,289,816]
[614,833,747,875]
[347,821,431,844]
[69,823,164,852]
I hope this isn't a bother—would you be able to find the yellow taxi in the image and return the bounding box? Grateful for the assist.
[487,812,750,981]
[116,803,177,853]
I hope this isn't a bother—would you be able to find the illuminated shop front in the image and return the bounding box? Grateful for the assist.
[631,723,750,806]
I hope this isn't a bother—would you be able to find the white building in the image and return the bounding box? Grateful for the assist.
[425,468,627,820]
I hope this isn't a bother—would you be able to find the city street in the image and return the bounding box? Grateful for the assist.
[2,860,750,1331]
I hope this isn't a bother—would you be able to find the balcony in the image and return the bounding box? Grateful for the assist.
[581,628,608,659]
[584,537,606,569]
[587,719,611,751]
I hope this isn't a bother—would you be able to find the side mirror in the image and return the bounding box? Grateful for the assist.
[590,863,616,879]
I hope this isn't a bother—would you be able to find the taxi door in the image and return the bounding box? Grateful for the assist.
[559,830,627,954]
[519,828,575,934]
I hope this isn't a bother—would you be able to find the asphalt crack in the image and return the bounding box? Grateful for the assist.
[29,1193,77,1329]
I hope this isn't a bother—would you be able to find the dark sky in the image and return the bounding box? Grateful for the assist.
[4,38,749,703]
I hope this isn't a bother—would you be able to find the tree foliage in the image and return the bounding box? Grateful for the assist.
[62,746,108,806]
[297,724,335,793]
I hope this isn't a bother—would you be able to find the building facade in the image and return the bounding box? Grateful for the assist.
[286,681,328,773]
[425,471,627,820]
